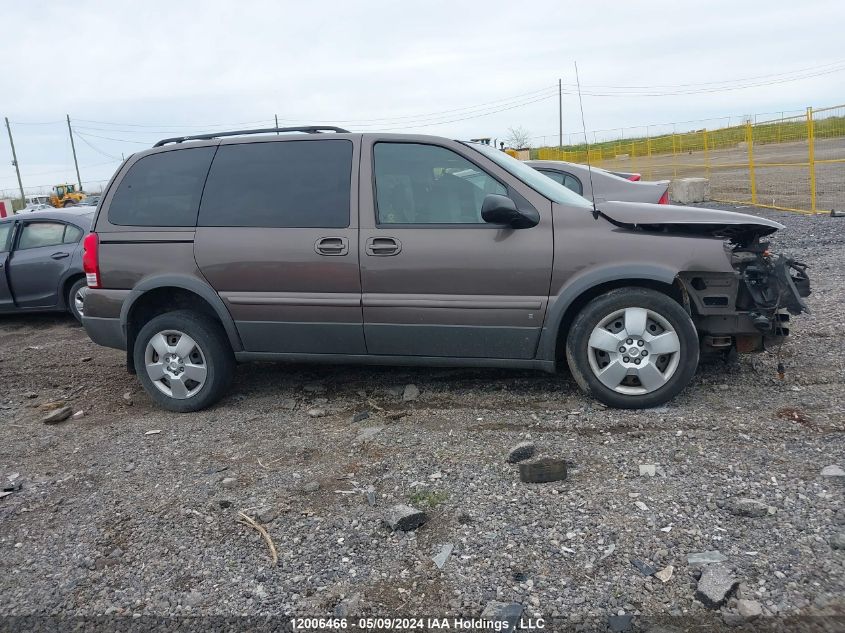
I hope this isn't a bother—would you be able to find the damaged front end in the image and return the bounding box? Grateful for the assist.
[733,241,811,331]
[683,236,812,354]
[595,201,812,353]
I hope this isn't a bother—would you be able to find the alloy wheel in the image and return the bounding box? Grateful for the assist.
[144,330,208,399]
[586,307,681,395]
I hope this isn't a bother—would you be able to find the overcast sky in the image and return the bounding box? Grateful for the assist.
[2,0,843,196]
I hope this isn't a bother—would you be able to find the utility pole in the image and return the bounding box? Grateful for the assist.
[4,117,25,204]
[275,114,279,134]
[66,115,82,191]
[558,78,563,149]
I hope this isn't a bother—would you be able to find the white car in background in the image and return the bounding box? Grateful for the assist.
[527,160,671,205]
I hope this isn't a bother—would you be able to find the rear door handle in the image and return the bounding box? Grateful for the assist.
[50,252,70,260]
[314,237,349,256]
[365,237,402,256]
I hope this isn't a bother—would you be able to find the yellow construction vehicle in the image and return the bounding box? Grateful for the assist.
[50,183,86,207]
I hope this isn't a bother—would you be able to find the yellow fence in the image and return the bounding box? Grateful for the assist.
[534,105,845,214]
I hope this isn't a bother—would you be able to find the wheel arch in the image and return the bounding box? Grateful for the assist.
[121,275,243,372]
[538,265,687,364]
[60,272,86,311]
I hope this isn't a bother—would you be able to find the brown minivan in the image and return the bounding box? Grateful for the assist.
[81,126,810,412]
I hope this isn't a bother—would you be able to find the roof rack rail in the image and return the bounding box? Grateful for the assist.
[153,126,351,148]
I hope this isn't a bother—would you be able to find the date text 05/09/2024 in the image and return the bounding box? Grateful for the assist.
[291,617,546,631]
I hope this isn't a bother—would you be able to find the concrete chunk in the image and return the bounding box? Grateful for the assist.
[383,504,427,531]
[670,177,710,204]
[695,564,738,608]
[506,441,536,463]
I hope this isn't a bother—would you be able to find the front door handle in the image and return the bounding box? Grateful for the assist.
[365,237,402,256]
[50,251,70,260]
[314,237,349,256]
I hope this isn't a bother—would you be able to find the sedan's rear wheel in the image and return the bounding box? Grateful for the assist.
[67,278,88,323]
[134,310,234,412]
[566,288,698,409]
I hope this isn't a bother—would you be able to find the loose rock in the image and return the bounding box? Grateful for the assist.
[639,464,656,477]
[829,533,845,550]
[695,564,738,608]
[654,565,674,583]
[43,406,72,424]
[256,507,279,524]
[302,481,320,493]
[506,441,535,464]
[383,504,427,531]
[352,410,370,423]
[220,477,238,490]
[122,392,133,405]
[736,599,763,620]
[72,410,84,420]
[519,458,567,483]
[402,384,420,401]
[821,465,845,479]
[726,498,774,517]
[306,408,326,418]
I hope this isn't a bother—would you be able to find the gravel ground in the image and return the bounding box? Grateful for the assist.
[0,205,843,632]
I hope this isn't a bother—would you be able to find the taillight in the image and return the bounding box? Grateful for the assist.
[628,174,641,181]
[82,233,100,288]
[658,190,670,205]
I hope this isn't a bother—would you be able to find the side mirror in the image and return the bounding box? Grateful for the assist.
[481,194,539,229]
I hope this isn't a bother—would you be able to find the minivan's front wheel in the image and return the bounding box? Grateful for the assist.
[134,310,234,412]
[566,288,698,409]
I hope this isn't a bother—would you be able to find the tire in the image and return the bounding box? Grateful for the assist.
[67,278,88,324]
[565,287,699,409]
[133,310,234,412]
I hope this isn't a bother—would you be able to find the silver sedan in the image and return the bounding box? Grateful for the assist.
[526,160,670,205]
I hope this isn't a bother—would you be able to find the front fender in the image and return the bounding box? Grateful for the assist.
[536,263,679,362]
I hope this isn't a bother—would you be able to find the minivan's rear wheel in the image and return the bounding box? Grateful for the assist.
[134,310,234,412]
[566,288,698,409]
[67,278,88,323]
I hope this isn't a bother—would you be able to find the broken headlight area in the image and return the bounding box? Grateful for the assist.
[733,241,811,333]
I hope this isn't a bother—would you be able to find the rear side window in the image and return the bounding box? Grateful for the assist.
[198,140,352,228]
[108,147,216,227]
[18,222,66,249]
[0,223,11,252]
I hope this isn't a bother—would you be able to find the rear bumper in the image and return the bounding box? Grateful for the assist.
[82,316,126,350]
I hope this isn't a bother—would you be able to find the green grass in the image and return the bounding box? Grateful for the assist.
[408,490,448,508]
[531,115,845,162]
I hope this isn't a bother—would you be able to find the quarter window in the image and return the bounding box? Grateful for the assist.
[198,140,353,228]
[108,147,216,227]
[64,225,84,243]
[538,170,583,196]
[374,143,506,224]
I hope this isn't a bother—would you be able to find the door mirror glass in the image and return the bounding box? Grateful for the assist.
[481,194,539,229]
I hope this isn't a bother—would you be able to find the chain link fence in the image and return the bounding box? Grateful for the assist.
[534,105,845,214]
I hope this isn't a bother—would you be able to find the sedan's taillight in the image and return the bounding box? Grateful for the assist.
[658,190,670,205]
[628,174,642,181]
[82,233,100,288]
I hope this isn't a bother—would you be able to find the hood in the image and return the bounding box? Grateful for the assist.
[596,200,783,243]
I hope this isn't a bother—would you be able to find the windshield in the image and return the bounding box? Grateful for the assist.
[464,142,594,209]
